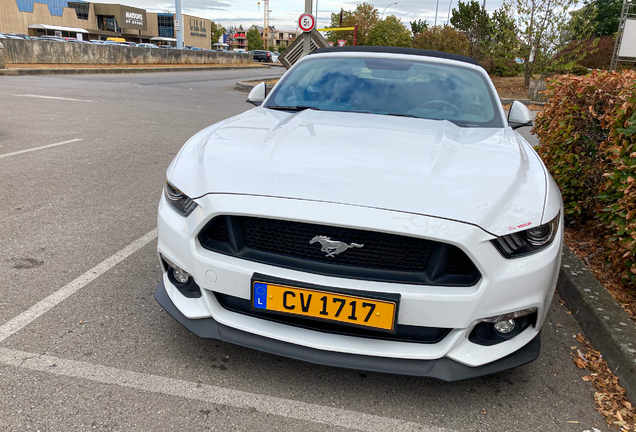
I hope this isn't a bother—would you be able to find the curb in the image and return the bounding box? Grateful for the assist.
[0,65,270,76]
[557,245,636,401]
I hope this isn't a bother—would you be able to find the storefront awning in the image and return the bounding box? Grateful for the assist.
[150,37,177,42]
[28,24,89,34]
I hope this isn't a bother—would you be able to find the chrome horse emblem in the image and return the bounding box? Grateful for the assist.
[309,235,364,257]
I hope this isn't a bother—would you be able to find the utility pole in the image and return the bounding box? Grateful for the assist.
[434,0,440,26]
[175,0,183,48]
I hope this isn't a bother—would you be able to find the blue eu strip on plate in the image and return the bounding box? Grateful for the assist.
[253,282,268,309]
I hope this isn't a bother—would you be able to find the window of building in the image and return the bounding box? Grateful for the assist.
[15,0,71,16]
[158,14,174,38]
[68,1,89,20]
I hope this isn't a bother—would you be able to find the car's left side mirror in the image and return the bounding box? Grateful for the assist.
[508,100,533,129]
[246,82,266,106]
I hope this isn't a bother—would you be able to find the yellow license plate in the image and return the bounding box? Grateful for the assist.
[251,280,398,332]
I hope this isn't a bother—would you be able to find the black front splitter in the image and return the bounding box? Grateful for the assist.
[155,281,540,381]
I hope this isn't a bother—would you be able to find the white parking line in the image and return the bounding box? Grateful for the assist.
[0,229,157,343]
[0,347,442,432]
[0,138,83,160]
[14,94,95,103]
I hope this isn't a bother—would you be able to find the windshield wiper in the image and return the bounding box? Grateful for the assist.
[385,112,420,119]
[266,105,321,111]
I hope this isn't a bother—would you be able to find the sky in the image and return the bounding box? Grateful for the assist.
[94,0,508,31]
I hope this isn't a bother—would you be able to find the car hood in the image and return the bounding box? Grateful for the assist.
[168,107,547,236]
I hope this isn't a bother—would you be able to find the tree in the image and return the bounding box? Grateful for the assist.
[210,21,224,44]
[410,19,428,36]
[509,0,577,87]
[326,2,379,46]
[450,0,492,60]
[412,25,470,55]
[246,28,263,51]
[367,15,412,47]
[487,4,522,76]
[567,0,622,39]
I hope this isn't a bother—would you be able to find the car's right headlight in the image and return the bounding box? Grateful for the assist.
[492,213,560,258]
[164,180,197,217]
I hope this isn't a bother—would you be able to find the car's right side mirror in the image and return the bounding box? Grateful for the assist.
[508,100,533,129]
[246,82,266,106]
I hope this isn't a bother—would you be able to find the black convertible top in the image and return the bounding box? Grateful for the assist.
[310,46,480,67]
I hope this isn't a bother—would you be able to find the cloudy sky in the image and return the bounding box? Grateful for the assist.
[95,0,508,31]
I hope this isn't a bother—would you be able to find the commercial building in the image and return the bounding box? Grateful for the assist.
[0,0,212,49]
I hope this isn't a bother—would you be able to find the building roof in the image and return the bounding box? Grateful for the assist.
[28,24,89,33]
[310,46,479,66]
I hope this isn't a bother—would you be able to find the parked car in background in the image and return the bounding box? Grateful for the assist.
[65,38,80,43]
[271,52,280,63]
[106,37,126,42]
[38,36,67,42]
[233,49,247,53]
[117,41,137,47]
[1,33,24,39]
[189,47,203,51]
[251,50,272,62]
[103,40,122,46]
[158,45,174,49]
[90,40,104,44]
[137,43,158,48]
[5,33,32,39]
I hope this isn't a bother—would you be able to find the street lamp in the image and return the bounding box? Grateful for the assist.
[447,0,453,23]
[381,2,398,19]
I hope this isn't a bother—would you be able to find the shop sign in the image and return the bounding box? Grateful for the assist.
[190,19,208,38]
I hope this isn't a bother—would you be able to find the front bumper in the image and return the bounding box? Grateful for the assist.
[157,192,562,372]
[155,281,541,380]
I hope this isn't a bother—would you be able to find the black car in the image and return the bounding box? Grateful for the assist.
[251,50,272,63]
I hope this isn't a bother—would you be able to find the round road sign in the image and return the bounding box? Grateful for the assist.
[298,13,316,32]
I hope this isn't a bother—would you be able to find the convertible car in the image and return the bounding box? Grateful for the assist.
[155,46,563,380]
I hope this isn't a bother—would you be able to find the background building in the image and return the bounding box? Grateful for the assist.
[251,25,297,51]
[0,0,212,48]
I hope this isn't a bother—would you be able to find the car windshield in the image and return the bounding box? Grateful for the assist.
[264,55,502,128]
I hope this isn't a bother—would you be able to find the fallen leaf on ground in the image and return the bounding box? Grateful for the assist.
[571,334,635,430]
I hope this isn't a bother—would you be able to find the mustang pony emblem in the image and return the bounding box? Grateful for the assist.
[309,236,364,257]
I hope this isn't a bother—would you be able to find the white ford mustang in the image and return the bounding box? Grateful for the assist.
[155,46,563,380]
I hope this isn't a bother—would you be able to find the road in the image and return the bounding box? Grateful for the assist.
[0,69,607,432]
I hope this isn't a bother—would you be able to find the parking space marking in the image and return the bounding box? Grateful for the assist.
[14,94,95,103]
[0,138,83,160]
[0,229,157,343]
[0,347,441,432]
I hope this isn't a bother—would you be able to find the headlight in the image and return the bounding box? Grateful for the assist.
[164,180,197,216]
[492,213,559,258]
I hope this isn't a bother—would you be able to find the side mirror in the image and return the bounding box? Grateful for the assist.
[508,100,533,129]
[246,82,266,106]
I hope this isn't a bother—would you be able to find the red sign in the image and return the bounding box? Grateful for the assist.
[298,13,316,32]
[337,39,347,47]
[328,42,334,47]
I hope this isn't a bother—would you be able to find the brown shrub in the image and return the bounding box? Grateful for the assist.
[534,70,636,283]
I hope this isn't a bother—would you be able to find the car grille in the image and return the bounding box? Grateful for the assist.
[214,292,452,344]
[198,216,481,286]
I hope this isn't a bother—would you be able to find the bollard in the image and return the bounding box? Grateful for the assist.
[0,42,4,69]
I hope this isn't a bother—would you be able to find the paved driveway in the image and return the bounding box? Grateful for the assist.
[0,70,606,431]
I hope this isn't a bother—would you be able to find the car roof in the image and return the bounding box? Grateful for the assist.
[310,46,480,67]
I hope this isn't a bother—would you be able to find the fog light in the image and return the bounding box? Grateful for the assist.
[494,319,516,334]
[172,267,190,284]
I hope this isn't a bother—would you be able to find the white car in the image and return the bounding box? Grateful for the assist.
[156,46,563,380]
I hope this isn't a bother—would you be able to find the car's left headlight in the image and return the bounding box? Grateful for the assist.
[492,213,560,258]
[164,180,197,217]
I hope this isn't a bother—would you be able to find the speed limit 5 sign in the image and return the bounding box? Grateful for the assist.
[298,13,316,32]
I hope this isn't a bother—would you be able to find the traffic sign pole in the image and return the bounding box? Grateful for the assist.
[303,0,312,56]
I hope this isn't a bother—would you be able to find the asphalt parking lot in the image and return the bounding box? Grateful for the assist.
[0,69,609,431]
